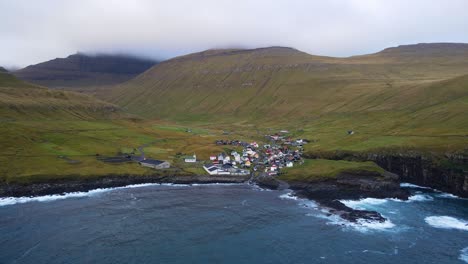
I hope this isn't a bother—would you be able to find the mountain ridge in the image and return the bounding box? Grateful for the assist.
[96,42,468,145]
[13,53,158,89]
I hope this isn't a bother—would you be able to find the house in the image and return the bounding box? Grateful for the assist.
[209,155,217,161]
[286,161,294,167]
[347,130,355,135]
[203,163,249,176]
[139,159,170,169]
[232,152,241,162]
[203,164,230,175]
[270,164,278,171]
[184,154,197,163]
[218,153,226,161]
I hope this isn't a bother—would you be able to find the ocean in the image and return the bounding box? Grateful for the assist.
[0,183,467,263]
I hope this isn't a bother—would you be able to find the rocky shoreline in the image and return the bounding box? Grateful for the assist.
[254,170,410,223]
[0,170,409,224]
[0,174,250,198]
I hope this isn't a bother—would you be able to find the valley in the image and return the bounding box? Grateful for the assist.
[0,43,467,198]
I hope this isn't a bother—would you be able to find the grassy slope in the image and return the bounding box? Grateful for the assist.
[0,72,239,183]
[100,44,468,153]
[280,159,384,182]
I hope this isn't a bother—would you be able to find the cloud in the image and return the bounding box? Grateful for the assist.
[1,0,468,67]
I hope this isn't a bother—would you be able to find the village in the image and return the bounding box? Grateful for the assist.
[136,131,307,177]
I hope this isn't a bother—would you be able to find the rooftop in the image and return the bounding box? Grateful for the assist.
[140,159,166,165]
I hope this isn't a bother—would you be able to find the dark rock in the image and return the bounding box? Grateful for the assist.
[304,151,467,198]
[284,169,409,223]
[0,175,249,198]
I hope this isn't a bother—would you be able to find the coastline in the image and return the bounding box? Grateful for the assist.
[0,174,250,198]
[0,171,410,224]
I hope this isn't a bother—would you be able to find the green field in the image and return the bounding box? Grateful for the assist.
[280,159,385,182]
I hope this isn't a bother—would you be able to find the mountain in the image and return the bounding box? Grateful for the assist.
[13,53,158,89]
[0,69,119,120]
[102,43,468,123]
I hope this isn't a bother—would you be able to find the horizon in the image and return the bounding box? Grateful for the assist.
[6,41,468,70]
[2,0,468,68]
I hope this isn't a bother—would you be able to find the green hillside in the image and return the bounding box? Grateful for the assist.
[0,71,122,120]
[0,71,147,182]
[0,70,230,183]
[100,44,468,152]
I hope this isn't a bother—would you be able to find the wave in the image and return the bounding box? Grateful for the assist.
[249,184,273,191]
[460,247,468,263]
[311,209,396,233]
[340,198,389,210]
[279,191,318,208]
[424,216,468,231]
[283,194,396,232]
[400,183,432,189]
[401,182,466,200]
[436,192,460,199]
[0,182,230,207]
[407,194,434,202]
[340,193,435,211]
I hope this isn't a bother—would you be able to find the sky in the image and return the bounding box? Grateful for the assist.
[1,0,468,68]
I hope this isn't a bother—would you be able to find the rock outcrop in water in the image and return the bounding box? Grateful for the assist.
[253,169,409,223]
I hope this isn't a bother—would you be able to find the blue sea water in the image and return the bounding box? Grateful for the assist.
[0,183,467,264]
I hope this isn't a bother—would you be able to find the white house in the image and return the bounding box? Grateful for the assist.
[184,154,197,163]
[286,161,294,167]
[270,164,278,171]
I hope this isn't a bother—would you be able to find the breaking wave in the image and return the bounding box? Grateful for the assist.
[400,183,432,189]
[311,209,396,233]
[460,247,468,263]
[280,193,396,232]
[279,191,318,208]
[407,194,434,202]
[424,216,468,231]
[340,198,390,210]
[0,182,238,207]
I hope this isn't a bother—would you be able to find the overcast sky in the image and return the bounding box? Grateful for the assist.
[1,0,468,68]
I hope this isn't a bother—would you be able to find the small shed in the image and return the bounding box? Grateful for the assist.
[139,159,170,169]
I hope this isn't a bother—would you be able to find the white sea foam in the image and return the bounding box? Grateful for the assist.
[191,183,241,186]
[0,183,198,207]
[460,247,468,263]
[407,194,434,202]
[340,193,437,209]
[435,192,467,200]
[424,216,468,231]
[279,191,318,208]
[279,192,299,201]
[400,182,466,200]
[249,184,272,191]
[400,182,432,189]
[312,209,396,233]
[340,198,389,210]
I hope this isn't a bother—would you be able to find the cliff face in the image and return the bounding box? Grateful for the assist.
[305,151,468,198]
[368,154,467,197]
